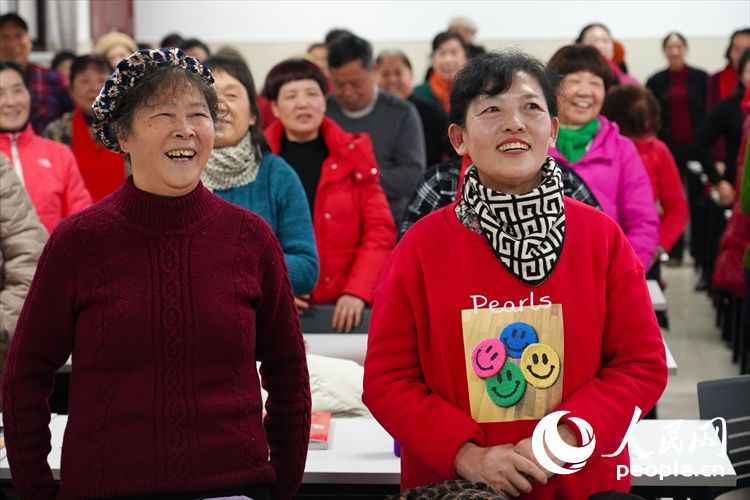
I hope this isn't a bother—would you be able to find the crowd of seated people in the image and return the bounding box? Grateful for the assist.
[1,8,749,497]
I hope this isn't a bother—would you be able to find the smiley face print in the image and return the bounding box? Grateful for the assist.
[471,339,507,378]
[485,360,526,407]
[520,343,561,389]
[499,322,539,359]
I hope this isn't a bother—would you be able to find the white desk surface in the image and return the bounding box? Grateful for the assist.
[2,417,734,488]
[303,333,368,366]
[648,279,668,312]
[664,338,677,375]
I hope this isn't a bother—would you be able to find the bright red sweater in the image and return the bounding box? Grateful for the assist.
[635,136,689,252]
[363,198,667,499]
[1,179,311,499]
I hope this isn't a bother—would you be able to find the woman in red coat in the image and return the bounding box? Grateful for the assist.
[263,58,396,332]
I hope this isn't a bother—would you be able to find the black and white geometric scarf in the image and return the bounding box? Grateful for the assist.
[202,131,261,191]
[458,157,566,286]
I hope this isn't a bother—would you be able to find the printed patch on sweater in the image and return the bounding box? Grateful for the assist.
[462,305,564,423]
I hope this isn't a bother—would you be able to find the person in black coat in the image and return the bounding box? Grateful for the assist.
[374,50,454,168]
[646,32,709,266]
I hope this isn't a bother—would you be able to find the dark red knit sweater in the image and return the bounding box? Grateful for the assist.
[1,178,311,499]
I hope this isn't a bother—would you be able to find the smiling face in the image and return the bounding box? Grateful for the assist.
[499,322,539,359]
[433,38,467,83]
[520,343,561,388]
[376,55,413,100]
[581,25,614,61]
[448,71,558,194]
[105,44,134,69]
[271,78,327,142]
[486,360,526,407]
[0,22,32,66]
[330,59,375,113]
[118,80,215,197]
[213,70,256,148]
[0,68,31,131]
[71,65,109,117]
[557,70,605,127]
[663,35,687,70]
[471,338,507,378]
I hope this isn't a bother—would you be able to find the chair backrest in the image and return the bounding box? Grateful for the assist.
[697,375,750,486]
[300,304,371,334]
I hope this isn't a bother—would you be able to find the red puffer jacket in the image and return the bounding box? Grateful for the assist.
[266,117,396,304]
[0,125,91,233]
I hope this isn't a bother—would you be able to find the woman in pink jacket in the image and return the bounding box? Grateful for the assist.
[0,61,91,233]
[263,58,396,332]
[547,45,660,269]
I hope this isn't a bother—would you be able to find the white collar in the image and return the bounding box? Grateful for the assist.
[340,86,379,119]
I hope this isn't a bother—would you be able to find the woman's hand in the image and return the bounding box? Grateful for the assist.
[454,442,547,497]
[514,423,579,479]
[295,295,311,315]
[332,294,365,333]
[716,180,735,207]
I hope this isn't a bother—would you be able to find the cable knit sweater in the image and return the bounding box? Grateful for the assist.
[1,178,311,499]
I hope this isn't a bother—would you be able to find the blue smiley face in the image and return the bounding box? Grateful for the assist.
[499,322,539,359]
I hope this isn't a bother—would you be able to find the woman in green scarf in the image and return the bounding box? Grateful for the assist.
[548,44,660,271]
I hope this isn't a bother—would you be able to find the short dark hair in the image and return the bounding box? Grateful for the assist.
[662,32,688,50]
[726,28,750,63]
[575,23,611,44]
[431,31,468,56]
[449,51,560,128]
[601,84,661,138]
[159,33,184,49]
[110,66,219,144]
[263,58,328,102]
[328,33,373,70]
[324,28,353,46]
[547,44,616,90]
[70,54,112,84]
[203,55,267,149]
[181,38,211,56]
[375,50,412,71]
[51,51,76,71]
[0,61,29,90]
[0,13,28,32]
[737,48,750,94]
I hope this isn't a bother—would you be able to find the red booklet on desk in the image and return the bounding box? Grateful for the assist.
[309,411,332,450]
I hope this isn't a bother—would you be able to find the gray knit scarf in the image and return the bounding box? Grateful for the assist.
[203,131,261,191]
[459,157,566,286]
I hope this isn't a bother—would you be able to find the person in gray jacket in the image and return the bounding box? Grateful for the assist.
[0,153,47,371]
[326,33,426,226]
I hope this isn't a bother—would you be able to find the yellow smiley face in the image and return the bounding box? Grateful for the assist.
[520,343,561,389]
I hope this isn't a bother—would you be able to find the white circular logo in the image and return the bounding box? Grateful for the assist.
[531,410,596,475]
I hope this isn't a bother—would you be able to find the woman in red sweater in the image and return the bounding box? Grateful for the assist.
[602,84,689,286]
[263,58,395,333]
[363,51,667,499]
[2,48,310,499]
[43,54,126,202]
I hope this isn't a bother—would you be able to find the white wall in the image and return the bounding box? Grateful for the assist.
[129,0,749,87]
[133,0,748,42]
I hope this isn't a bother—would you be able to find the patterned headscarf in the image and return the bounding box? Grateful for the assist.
[91,47,214,153]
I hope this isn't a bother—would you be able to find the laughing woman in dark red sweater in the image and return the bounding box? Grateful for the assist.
[1,48,310,500]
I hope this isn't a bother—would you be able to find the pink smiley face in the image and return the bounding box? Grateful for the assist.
[471,339,507,378]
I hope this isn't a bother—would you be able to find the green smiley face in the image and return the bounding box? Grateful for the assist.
[485,360,526,407]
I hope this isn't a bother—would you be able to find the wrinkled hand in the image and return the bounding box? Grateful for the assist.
[455,442,547,497]
[717,180,735,207]
[332,294,365,333]
[295,295,311,315]
[514,424,578,480]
